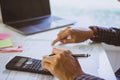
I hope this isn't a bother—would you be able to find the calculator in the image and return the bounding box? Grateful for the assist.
[6,56,52,75]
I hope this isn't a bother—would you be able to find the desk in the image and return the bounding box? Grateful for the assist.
[0,0,119,79]
[0,24,117,80]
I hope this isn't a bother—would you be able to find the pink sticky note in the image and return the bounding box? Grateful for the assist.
[0,33,10,40]
[0,46,23,53]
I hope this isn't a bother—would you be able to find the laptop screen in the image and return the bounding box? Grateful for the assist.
[0,0,51,23]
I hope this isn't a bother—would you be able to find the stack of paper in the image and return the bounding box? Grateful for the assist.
[0,33,13,49]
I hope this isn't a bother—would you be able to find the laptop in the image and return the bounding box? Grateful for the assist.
[0,0,75,35]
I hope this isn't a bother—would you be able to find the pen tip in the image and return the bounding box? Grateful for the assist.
[87,54,91,57]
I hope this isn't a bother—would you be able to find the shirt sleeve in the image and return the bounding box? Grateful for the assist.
[89,26,120,46]
[74,73,104,80]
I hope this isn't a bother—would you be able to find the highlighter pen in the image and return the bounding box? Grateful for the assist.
[49,54,90,58]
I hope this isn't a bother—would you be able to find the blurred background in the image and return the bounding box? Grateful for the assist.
[50,0,120,27]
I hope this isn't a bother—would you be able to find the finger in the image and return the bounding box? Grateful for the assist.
[52,48,64,55]
[52,33,69,46]
[51,34,68,45]
[51,27,71,45]
[62,39,74,44]
[41,61,51,71]
[65,50,72,55]
[51,38,60,45]
[58,28,71,40]
[49,48,63,58]
[58,36,68,44]
[52,48,71,55]
[42,56,54,64]
[57,27,70,36]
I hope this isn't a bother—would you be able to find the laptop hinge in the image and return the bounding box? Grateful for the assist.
[6,15,51,25]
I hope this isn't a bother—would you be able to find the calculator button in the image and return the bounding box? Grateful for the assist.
[38,67,43,71]
[25,59,33,64]
[22,65,28,69]
[25,61,33,65]
[24,65,31,69]
[33,60,39,67]
[28,64,34,69]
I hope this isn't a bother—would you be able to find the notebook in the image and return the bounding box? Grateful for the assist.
[0,0,75,35]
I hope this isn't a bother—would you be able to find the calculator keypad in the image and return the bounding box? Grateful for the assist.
[23,59,41,70]
[22,58,51,75]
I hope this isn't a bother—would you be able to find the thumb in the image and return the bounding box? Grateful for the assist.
[62,39,74,44]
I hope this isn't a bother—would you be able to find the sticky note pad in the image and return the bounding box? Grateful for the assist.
[0,38,13,48]
[0,33,10,40]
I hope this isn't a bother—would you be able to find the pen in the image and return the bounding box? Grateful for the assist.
[72,54,90,58]
[49,54,90,58]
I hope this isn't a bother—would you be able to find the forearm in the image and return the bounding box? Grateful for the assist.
[74,73,104,80]
[89,26,120,46]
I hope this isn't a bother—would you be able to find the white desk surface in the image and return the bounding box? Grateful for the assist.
[0,24,117,80]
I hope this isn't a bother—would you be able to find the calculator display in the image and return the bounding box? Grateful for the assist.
[15,58,27,67]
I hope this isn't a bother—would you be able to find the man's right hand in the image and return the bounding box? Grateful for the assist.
[41,48,83,80]
[52,27,94,45]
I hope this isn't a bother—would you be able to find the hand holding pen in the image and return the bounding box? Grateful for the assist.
[42,48,87,80]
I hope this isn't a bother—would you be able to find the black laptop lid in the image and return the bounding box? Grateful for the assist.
[0,0,51,23]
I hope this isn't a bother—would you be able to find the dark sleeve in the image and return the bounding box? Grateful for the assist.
[89,26,120,46]
[74,73,104,80]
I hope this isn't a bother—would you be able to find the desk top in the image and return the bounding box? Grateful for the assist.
[0,0,120,79]
[0,24,116,80]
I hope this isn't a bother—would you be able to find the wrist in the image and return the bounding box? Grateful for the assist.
[88,29,94,39]
[59,75,77,80]
[59,72,84,80]
[74,73,86,80]
[89,26,98,40]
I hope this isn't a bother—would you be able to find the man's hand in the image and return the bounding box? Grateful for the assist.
[41,48,83,80]
[52,27,94,45]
